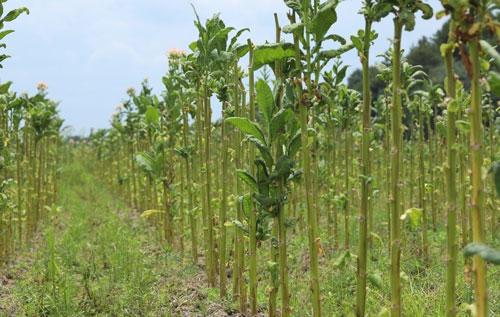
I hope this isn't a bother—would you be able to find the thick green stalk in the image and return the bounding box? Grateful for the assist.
[293,4,321,314]
[390,18,403,317]
[203,83,216,287]
[218,99,229,298]
[356,17,372,317]
[468,38,487,317]
[344,126,350,249]
[274,14,290,317]
[15,129,22,246]
[195,88,208,269]
[247,40,258,315]
[443,34,458,317]
[182,104,198,264]
[417,100,428,258]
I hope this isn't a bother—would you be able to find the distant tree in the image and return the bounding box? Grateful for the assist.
[347,66,385,101]
[347,18,495,94]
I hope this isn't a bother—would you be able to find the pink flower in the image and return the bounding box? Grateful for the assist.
[37,81,48,91]
[167,48,187,58]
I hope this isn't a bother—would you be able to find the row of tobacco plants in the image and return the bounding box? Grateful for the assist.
[0,2,64,265]
[87,1,499,316]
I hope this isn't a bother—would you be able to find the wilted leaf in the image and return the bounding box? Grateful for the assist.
[464,243,500,265]
[141,209,165,219]
[400,207,423,229]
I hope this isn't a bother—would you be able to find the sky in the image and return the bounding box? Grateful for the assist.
[1,0,445,135]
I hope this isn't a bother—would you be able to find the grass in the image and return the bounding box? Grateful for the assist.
[1,158,498,317]
[2,161,171,316]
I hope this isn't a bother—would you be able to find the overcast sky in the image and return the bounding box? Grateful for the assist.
[1,0,444,134]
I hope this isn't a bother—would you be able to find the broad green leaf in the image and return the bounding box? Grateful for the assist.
[270,108,292,140]
[226,117,266,145]
[0,81,12,94]
[247,136,273,167]
[241,193,253,220]
[2,7,29,22]
[335,65,348,85]
[253,43,296,70]
[464,243,500,265]
[368,272,383,290]
[256,79,274,125]
[236,169,257,191]
[145,105,159,126]
[273,155,294,180]
[310,0,337,40]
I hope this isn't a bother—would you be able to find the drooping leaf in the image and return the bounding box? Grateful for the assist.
[371,2,392,21]
[480,40,500,66]
[368,272,383,290]
[332,250,352,268]
[464,243,500,265]
[237,169,257,192]
[318,44,354,61]
[226,117,266,145]
[284,0,301,11]
[282,23,304,35]
[2,7,29,22]
[415,2,433,20]
[0,30,14,41]
[174,147,188,159]
[241,194,253,220]
[253,43,296,70]
[247,136,273,167]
